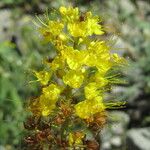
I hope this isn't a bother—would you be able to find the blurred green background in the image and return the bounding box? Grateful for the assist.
[0,0,150,149]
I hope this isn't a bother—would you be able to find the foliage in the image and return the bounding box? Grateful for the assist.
[0,42,23,146]
[0,14,50,147]
[0,0,23,5]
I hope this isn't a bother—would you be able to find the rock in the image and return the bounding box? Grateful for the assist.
[111,123,124,135]
[102,142,111,150]
[100,111,130,150]
[110,136,122,147]
[0,146,5,150]
[109,111,130,127]
[126,128,150,150]
[119,0,135,15]
[0,10,12,42]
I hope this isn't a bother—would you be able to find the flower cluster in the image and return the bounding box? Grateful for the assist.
[25,6,126,149]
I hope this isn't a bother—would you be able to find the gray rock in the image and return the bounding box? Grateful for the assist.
[100,111,130,150]
[126,128,150,150]
[110,136,122,147]
[102,142,111,150]
[0,146,5,150]
[0,10,12,42]
[109,111,130,127]
[111,123,124,135]
[119,0,135,15]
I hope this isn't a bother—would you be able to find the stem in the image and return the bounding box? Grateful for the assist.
[73,37,79,49]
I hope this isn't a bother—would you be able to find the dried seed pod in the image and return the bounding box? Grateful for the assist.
[24,116,39,130]
[37,121,50,130]
[61,104,72,116]
[36,131,47,142]
[89,112,107,131]
[79,14,85,22]
[55,116,65,124]
[24,136,37,145]
[86,140,100,150]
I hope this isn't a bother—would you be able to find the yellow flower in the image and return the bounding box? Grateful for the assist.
[97,61,112,75]
[85,12,104,35]
[88,41,109,55]
[68,21,87,37]
[85,41,112,71]
[62,47,88,70]
[94,72,108,87]
[84,82,100,100]
[39,20,64,42]
[58,33,68,42]
[48,21,64,36]
[42,84,61,100]
[75,98,105,119]
[29,91,59,117]
[68,132,74,146]
[34,84,61,116]
[39,27,53,42]
[33,70,52,85]
[112,53,126,65]
[49,56,65,71]
[68,132,84,146]
[67,11,104,37]
[63,70,84,88]
[39,94,56,116]
[59,6,79,22]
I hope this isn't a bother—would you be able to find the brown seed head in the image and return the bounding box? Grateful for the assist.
[86,140,99,150]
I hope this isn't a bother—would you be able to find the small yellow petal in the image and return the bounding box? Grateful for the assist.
[34,70,51,85]
[84,82,100,99]
[42,84,61,100]
[75,98,105,119]
[59,6,79,22]
[63,70,84,88]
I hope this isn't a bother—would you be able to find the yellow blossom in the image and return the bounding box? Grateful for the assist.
[75,98,105,119]
[112,53,126,64]
[34,84,61,116]
[94,72,108,87]
[68,133,74,146]
[67,11,104,37]
[58,33,68,42]
[59,6,79,22]
[39,94,56,116]
[39,20,64,42]
[39,27,53,42]
[29,93,58,117]
[96,61,112,75]
[88,41,109,54]
[42,84,61,100]
[85,41,112,72]
[63,70,84,88]
[48,21,64,36]
[33,70,52,85]
[62,47,88,70]
[68,132,84,146]
[68,21,87,37]
[84,82,100,100]
[49,56,65,71]
[85,12,104,35]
